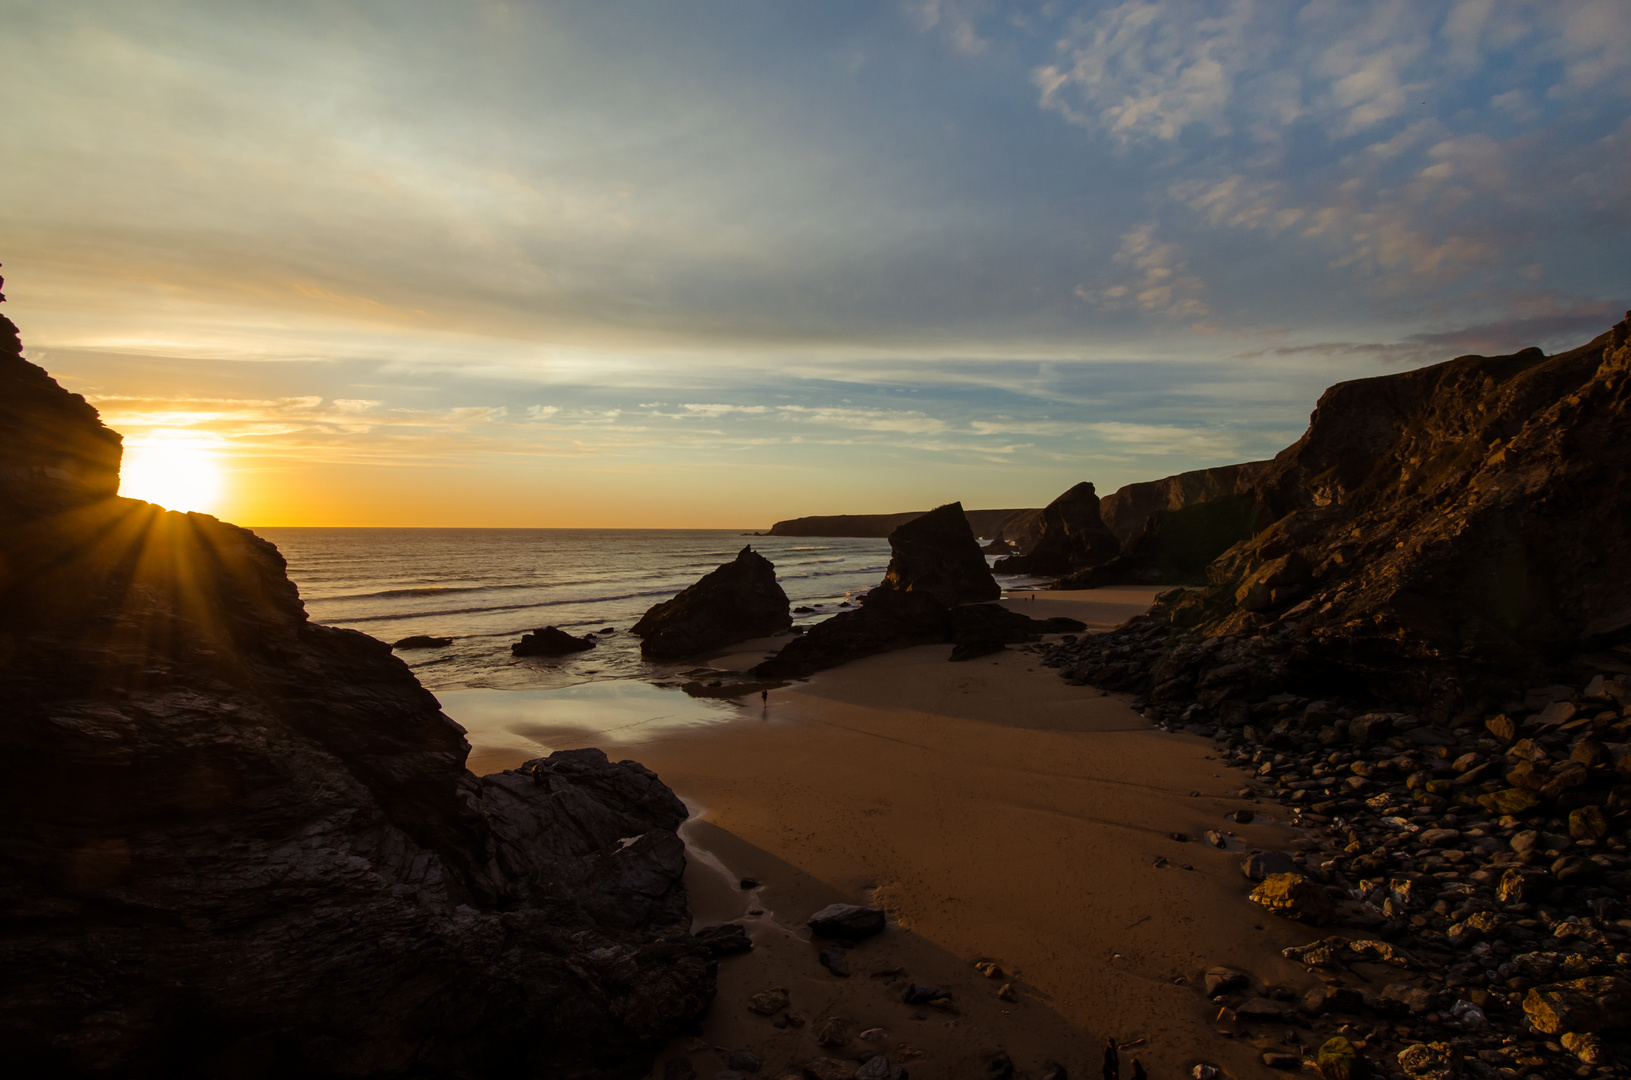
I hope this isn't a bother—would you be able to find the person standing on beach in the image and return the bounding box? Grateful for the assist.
[1103,1038,1119,1080]
[760,689,768,706]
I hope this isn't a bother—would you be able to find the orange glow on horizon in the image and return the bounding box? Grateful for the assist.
[118,433,227,515]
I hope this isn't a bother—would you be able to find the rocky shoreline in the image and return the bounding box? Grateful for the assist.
[1031,611,1631,1080]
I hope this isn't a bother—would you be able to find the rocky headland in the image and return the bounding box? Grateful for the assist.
[764,506,1042,546]
[0,293,713,1078]
[1030,318,1631,1079]
[632,545,791,659]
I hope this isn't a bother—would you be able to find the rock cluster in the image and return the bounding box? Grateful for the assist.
[1033,639,1631,1076]
[631,545,792,659]
[0,301,713,1077]
[992,482,1120,578]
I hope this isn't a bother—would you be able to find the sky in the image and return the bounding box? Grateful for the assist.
[3,0,1628,527]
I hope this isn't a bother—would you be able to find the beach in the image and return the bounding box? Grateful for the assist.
[463,587,1323,1080]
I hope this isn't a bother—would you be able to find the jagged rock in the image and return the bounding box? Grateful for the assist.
[631,546,792,658]
[874,502,999,606]
[1249,872,1335,923]
[392,634,451,649]
[512,625,597,656]
[993,482,1120,578]
[807,903,886,941]
[0,303,714,1078]
[1523,975,1631,1034]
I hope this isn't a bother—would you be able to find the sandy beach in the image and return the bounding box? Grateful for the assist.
[464,587,1323,1080]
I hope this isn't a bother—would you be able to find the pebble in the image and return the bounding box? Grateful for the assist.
[727,1051,762,1074]
[818,945,851,977]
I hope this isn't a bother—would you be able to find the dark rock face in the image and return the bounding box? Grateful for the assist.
[1059,493,1266,589]
[513,624,597,656]
[993,482,1120,578]
[1097,461,1269,546]
[1047,316,1631,708]
[631,545,791,658]
[0,308,713,1078]
[393,634,452,649]
[874,502,999,606]
[947,604,1086,662]
[0,311,123,519]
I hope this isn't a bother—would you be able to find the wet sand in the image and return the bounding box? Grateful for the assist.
[464,587,1323,1079]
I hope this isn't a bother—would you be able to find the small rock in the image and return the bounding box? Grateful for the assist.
[729,1050,764,1074]
[859,1027,887,1042]
[855,1057,904,1080]
[665,1059,698,1080]
[1568,805,1609,842]
[1561,1032,1605,1066]
[1040,1063,1068,1080]
[1232,809,1254,824]
[997,982,1017,1002]
[986,1050,1016,1080]
[1263,1051,1302,1069]
[747,988,790,1016]
[814,1017,852,1048]
[975,960,1005,979]
[818,945,851,978]
[1315,1037,1365,1080]
[1396,1042,1461,1080]
[1522,975,1631,1034]
[1192,1065,1219,1080]
[696,923,753,957]
[1249,872,1335,923]
[1204,967,1250,997]
[1241,851,1299,881]
[902,984,952,1004]
[1236,997,1284,1020]
[807,903,887,941]
[392,635,452,649]
[1205,830,1227,848]
[740,877,761,889]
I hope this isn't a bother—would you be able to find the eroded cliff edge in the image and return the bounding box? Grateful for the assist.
[0,303,713,1078]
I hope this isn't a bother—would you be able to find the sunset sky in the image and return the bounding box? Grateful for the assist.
[4,1,1629,526]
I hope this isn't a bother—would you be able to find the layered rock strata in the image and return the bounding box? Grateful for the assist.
[0,298,712,1078]
[631,545,791,658]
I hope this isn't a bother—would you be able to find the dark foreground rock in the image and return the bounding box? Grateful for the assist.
[0,292,713,1078]
[992,482,1120,578]
[756,589,952,678]
[874,501,999,606]
[807,903,887,941]
[632,545,791,659]
[513,624,597,656]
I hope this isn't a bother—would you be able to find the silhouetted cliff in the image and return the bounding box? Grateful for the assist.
[0,293,713,1078]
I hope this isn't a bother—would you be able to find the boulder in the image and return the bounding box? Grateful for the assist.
[807,903,886,941]
[1241,850,1299,881]
[1523,976,1631,1034]
[874,501,999,606]
[1396,1043,1461,1080]
[0,300,713,1078]
[631,546,792,658]
[756,589,951,678]
[512,625,596,656]
[993,482,1120,578]
[1248,873,1335,923]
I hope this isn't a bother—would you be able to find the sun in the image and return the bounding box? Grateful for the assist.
[119,433,227,515]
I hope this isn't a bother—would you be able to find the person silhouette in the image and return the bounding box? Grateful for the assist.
[760,689,768,706]
[1103,1038,1119,1080]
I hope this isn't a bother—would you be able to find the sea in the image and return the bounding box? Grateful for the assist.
[255,528,1044,760]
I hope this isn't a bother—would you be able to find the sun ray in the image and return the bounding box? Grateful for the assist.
[118,432,226,515]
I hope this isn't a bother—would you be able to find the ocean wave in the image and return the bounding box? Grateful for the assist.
[318,585,683,624]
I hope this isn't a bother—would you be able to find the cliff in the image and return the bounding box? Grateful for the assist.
[0,299,713,1077]
[1096,461,1269,545]
[991,482,1121,577]
[1055,314,1631,708]
[765,507,1040,545]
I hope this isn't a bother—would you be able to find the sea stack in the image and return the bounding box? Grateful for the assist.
[631,545,792,658]
[872,501,999,606]
[0,296,713,1078]
[993,481,1121,578]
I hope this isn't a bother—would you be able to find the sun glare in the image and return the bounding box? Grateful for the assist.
[119,434,227,515]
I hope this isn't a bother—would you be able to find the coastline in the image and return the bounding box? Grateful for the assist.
[460,588,1324,1079]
